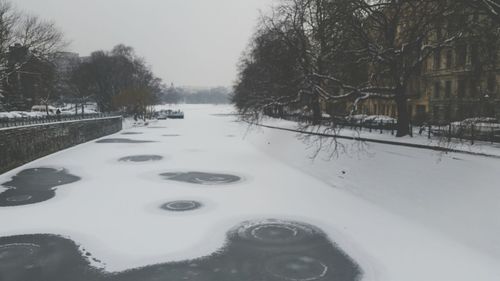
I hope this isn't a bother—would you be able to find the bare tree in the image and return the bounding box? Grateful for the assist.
[0,1,66,110]
[234,0,366,125]
[465,0,500,23]
[234,0,463,137]
[0,1,19,82]
[15,15,67,60]
[71,44,163,114]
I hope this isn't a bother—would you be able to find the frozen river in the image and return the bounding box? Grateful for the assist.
[0,105,499,281]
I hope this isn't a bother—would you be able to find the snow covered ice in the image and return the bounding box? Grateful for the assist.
[0,105,499,281]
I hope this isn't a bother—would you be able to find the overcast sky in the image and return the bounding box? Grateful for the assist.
[13,0,272,87]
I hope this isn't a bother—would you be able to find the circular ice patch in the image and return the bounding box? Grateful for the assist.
[265,255,328,281]
[128,265,215,281]
[0,243,40,262]
[119,155,163,162]
[6,195,33,202]
[161,201,202,212]
[234,220,317,244]
[96,138,154,144]
[251,225,299,242]
[2,167,81,191]
[160,172,241,185]
[0,190,56,207]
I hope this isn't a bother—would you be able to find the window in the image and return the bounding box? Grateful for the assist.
[434,49,441,70]
[444,106,451,121]
[436,25,442,41]
[492,50,498,66]
[487,75,496,97]
[456,106,463,120]
[416,105,426,115]
[445,81,452,98]
[472,12,479,22]
[434,82,441,98]
[469,79,478,97]
[446,50,453,69]
[463,105,473,118]
[471,44,479,66]
[456,44,467,66]
[433,106,440,121]
[457,79,466,98]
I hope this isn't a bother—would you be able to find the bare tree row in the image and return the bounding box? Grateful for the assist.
[0,0,65,83]
[233,0,499,137]
[69,44,164,117]
[0,0,165,117]
[0,0,67,111]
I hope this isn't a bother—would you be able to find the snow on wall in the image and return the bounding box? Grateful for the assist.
[0,117,122,174]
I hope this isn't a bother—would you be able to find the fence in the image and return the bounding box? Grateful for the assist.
[0,113,122,129]
[278,114,500,144]
[429,123,500,144]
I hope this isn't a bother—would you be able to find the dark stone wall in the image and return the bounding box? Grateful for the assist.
[0,117,122,174]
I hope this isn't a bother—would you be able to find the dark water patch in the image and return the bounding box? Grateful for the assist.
[227,134,236,138]
[234,220,316,245]
[0,168,80,207]
[163,134,181,137]
[147,126,167,129]
[0,220,361,281]
[0,189,56,207]
[0,235,102,281]
[119,155,163,162]
[160,172,241,185]
[160,200,202,212]
[2,168,80,190]
[265,255,328,281]
[211,113,238,117]
[96,138,155,144]
[121,132,143,135]
[5,194,33,202]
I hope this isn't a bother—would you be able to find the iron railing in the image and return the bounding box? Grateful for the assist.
[0,113,122,129]
[275,114,500,144]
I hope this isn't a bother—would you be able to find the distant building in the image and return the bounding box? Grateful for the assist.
[51,52,82,100]
[423,40,499,123]
[52,52,80,76]
[2,44,40,110]
[79,56,91,64]
[354,14,500,125]
[1,45,80,111]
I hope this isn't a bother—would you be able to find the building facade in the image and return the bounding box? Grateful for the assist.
[2,44,42,110]
[353,13,500,125]
[0,47,83,111]
[424,42,499,124]
[51,52,82,101]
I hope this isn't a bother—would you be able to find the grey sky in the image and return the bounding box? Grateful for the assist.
[13,0,271,87]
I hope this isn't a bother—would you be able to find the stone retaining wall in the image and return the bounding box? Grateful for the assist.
[0,117,122,174]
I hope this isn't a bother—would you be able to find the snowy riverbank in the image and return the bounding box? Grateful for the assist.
[0,105,499,280]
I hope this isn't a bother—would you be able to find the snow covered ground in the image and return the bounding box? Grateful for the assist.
[1,105,499,280]
[260,117,500,157]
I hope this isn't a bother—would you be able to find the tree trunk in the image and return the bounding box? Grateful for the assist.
[311,93,322,125]
[395,87,410,137]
